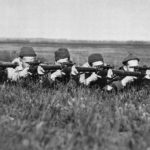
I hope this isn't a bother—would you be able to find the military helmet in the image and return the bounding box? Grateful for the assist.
[19,47,36,57]
[88,53,104,66]
[55,48,70,61]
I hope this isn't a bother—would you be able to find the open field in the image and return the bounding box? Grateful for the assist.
[0,41,150,65]
[1,41,150,150]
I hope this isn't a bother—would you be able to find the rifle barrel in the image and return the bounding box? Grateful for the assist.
[27,62,41,66]
[0,62,17,68]
[112,69,144,77]
[76,66,112,72]
[76,67,97,72]
[131,66,150,70]
[40,64,62,70]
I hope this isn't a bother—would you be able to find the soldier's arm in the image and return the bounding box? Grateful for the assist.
[108,76,136,91]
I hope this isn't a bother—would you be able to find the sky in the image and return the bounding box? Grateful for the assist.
[0,0,150,41]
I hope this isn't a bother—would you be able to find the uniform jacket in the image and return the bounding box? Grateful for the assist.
[79,62,108,88]
[110,66,149,91]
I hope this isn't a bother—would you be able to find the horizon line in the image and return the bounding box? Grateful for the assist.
[0,37,150,43]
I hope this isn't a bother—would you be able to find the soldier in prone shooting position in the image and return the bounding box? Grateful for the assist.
[7,47,44,82]
[79,53,113,88]
[44,48,78,86]
[106,53,150,91]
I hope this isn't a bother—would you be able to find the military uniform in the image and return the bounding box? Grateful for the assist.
[79,53,109,89]
[108,53,150,91]
[43,48,78,88]
[7,47,44,83]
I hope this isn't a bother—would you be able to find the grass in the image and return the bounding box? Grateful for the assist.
[0,42,150,149]
[1,84,150,150]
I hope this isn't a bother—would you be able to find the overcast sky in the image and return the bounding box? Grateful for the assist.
[0,0,150,41]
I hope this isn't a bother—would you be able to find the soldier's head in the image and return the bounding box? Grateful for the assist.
[122,53,140,72]
[55,48,70,65]
[88,53,104,67]
[19,47,37,63]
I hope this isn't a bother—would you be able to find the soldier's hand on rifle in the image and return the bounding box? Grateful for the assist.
[50,70,64,81]
[71,65,78,76]
[12,58,27,71]
[106,85,113,91]
[37,66,45,75]
[85,72,100,85]
[12,58,22,66]
[13,61,23,71]
[107,69,113,78]
[121,76,137,86]
[145,70,150,79]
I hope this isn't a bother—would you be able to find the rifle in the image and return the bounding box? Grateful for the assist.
[26,61,75,75]
[40,62,74,71]
[75,65,113,72]
[0,62,18,69]
[131,65,150,73]
[112,69,145,77]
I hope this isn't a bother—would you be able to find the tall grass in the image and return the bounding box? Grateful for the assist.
[1,83,150,150]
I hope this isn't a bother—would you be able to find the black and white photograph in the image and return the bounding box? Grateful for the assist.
[0,0,150,149]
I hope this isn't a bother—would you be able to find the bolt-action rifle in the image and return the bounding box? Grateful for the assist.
[27,61,75,74]
[40,62,74,71]
[0,62,18,82]
[0,61,18,69]
[131,65,150,73]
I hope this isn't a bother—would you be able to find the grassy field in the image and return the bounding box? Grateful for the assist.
[1,41,150,150]
[0,41,150,65]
